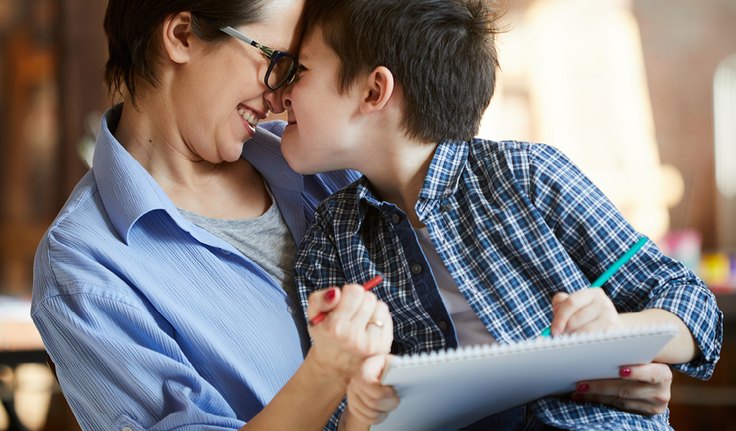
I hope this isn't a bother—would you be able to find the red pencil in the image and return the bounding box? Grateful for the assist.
[308,275,384,326]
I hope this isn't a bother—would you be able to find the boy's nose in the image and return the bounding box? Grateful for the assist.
[280,83,293,111]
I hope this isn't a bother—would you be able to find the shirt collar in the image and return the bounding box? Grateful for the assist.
[93,106,307,246]
[355,139,470,203]
[93,105,180,244]
[418,140,469,200]
[242,126,303,194]
[348,140,470,232]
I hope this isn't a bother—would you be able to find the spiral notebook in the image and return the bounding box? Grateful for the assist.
[373,326,677,431]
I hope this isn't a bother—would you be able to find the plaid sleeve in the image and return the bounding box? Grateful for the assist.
[294,201,350,431]
[522,143,722,379]
[294,201,350,323]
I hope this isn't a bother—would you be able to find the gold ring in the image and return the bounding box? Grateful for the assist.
[368,320,384,329]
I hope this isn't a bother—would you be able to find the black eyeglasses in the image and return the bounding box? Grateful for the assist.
[220,26,298,91]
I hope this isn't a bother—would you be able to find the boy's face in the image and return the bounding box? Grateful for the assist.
[281,27,364,174]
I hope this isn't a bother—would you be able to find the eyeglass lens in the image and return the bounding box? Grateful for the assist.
[267,54,296,89]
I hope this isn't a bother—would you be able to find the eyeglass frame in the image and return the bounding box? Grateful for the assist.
[220,26,298,91]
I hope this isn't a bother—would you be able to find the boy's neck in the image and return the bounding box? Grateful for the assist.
[364,135,438,228]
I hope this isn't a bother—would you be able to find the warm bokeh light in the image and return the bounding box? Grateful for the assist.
[479,0,683,241]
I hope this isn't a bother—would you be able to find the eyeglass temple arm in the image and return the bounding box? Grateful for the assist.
[220,26,260,48]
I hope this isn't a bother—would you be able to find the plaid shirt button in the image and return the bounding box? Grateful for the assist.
[410,263,423,274]
[438,320,449,332]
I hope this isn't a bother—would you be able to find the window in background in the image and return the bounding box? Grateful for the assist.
[714,53,736,250]
[479,0,683,241]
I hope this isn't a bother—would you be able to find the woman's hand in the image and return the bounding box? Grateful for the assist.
[548,288,622,336]
[306,284,393,378]
[340,355,400,431]
[572,363,672,415]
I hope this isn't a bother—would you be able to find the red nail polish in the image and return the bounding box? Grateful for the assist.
[576,383,589,393]
[325,288,336,301]
[619,367,632,377]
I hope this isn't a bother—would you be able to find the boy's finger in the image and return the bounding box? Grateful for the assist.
[550,290,594,335]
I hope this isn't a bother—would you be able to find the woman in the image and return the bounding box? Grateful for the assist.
[32,1,390,430]
[31,0,678,430]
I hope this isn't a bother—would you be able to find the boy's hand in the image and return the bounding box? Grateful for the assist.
[572,362,672,415]
[345,355,399,427]
[549,288,621,336]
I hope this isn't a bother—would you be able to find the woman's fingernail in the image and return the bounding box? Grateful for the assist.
[619,367,632,377]
[576,383,589,393]
[325,288,336,301]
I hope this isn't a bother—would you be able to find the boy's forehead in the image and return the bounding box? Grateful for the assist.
[298,26,327,57]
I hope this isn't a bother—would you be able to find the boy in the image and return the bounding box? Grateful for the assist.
[281,0,722,429]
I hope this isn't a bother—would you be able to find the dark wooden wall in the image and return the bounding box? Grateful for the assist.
[0,0,107,296]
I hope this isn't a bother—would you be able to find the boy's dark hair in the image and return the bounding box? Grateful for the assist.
[103,0,267,103]
[303,0,501,142]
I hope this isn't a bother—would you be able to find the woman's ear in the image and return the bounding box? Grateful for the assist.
[360,66,395,113]
[161,12,194,64]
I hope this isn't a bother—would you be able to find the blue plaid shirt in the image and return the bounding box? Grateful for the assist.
[295,139,722,430]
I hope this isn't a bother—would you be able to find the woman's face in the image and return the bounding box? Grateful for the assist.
[169,0,304,164]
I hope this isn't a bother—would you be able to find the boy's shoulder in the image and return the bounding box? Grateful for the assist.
[311,176,366,220]
[467,138,565,170]
[469,137,547,157]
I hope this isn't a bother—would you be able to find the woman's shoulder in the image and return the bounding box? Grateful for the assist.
[43,172,108,241]
[34,172,128,296]
[258,120,287,137]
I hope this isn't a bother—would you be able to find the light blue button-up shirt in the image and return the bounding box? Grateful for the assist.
[31,105,358,431]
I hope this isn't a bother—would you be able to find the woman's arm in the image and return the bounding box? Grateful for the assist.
[246,284,393,430]
[35,283,390,431]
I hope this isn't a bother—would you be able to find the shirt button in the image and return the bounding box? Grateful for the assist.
[410,263,423,274]
[438,320,449,332]
[286,305,294,314]
[390,213,402,224]
[121,427,133,431]
[441,203,453,212]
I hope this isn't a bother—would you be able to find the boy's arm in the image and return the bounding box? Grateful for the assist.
[294,205,351,431]
[524,143,722,379]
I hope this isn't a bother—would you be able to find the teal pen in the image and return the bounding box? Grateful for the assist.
[540,236,648,337]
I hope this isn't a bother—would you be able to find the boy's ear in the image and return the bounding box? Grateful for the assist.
[359,66,395,113]
[161,12,194,64]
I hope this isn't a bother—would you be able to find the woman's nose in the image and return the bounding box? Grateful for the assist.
[264,86,287,114]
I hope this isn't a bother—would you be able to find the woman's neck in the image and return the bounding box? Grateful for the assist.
[114,99,270,219]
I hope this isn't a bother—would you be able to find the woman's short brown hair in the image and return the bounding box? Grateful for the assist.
[103,0,267,103]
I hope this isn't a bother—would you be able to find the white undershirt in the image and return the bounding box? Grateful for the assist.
[414,227,496,347]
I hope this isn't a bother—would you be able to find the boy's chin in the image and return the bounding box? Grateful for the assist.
[282,148,320,175]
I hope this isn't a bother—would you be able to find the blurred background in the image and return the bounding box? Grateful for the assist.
[1,0,735,429]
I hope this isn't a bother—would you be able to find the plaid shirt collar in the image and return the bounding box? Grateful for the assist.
[350,139,470,229]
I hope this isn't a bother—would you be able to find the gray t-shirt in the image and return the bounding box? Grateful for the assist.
[178,201,299,308]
